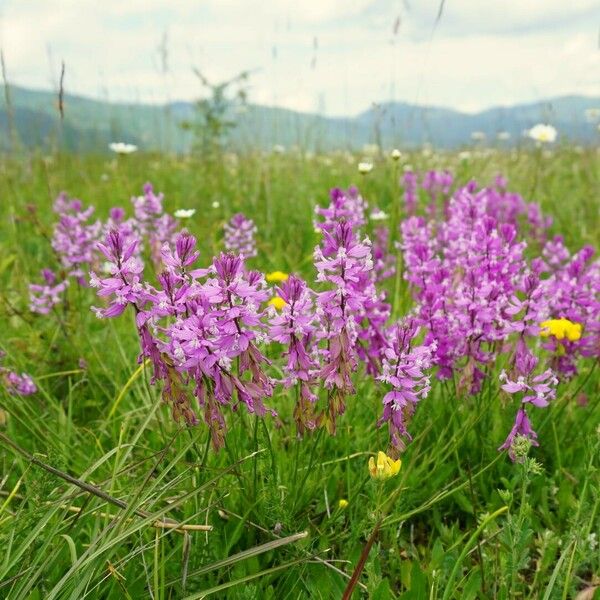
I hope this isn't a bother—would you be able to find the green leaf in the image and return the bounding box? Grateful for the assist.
[371,578,393,600]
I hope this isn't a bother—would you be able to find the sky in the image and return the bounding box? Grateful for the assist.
[0,0,598,116]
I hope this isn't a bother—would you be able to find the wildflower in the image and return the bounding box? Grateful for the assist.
[29,269,69,314]
[314,220,374,432]
[131,182,164,231]
[358,161,373,174]
[542,235,570,269]
[315,186,367,234]
[268,275,319,434]
[498,408,538,462]
[499,362,557,408]
[540,318,582,342]
[527,124,557,143]
[391,149,401,160]
[402,170,418,215]
[160,231,201,277]
[315,188,391,377]
[421,170,453,217]
[1,370,37,396]
[224,213,257,258]
[378,320,434,449]
[499,353,556,461]
[338,499,349,509]
[368,451,401,480]
[211,201,220,209]
[541,245,599,377]
[372,226,395,283]
[109,142,138,154]
[268,296,286,310]
[52,193,102,284]
[174,209,196,219]
[497,131,511,140]
[202,253,273,411]
[90,229,144,318]
[266,271,289,283]
[370,209,388,221]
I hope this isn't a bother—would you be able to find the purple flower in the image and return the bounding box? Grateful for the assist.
[542,235,570,269]
[314,220,374,432]
[421,169,453,218]
[315,186,367,234]
[498,408,538,462]
[161,231,201,275]
[2,370,37,396]
[224,213,257,258]
[269,275,319,433]
[0,353,37,396]
[498,353,556,461]
[52,193,102,284]
[399,182,529,393]
[132,182,164,230]
[540,245,599,375]
[90,230,144,318]
[372,226,395,283]
[161,252,274,442]
[402,171,418,216]
[29,269,69,314]
[377,319,434,450]
[499,362,557,408]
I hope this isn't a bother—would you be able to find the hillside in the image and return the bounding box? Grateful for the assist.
[1,85,598,152]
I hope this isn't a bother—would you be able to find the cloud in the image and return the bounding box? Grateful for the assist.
[390,0,599,39]
[0,0,597,115]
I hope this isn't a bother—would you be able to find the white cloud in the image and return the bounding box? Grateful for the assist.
[0,0,597,115]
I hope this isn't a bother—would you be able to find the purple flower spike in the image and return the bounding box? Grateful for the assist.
[498,408,539,462]
[91,229,144,319]
[269,275,319,434]
[29,269,69,315]
[161,231,200,274]
[224,213,257,258]
[52,192,102,284]
[377,319,434,450]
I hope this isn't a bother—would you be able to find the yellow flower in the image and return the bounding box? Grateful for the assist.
[266,271,289,283]
[268,296,286,310]
[338,499,349,509]
[540,318,582,342]
[368,451,401,481]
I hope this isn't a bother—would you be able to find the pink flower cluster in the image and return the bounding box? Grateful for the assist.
[399,175,598,458]
[0,352,37,396]
[29,183,180,314]
[26,173,599,462]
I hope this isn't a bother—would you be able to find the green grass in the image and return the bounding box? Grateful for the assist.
[0,146,599,599]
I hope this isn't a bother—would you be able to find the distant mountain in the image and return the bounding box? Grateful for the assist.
[0,85,598,152]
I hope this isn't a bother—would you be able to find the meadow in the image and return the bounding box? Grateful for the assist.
[0,144,598,599]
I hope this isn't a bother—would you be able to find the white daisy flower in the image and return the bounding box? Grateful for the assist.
[527,124,557,143]
[174,209,196,219]
[109,142,138,154]
[358,161,373,174]
[370,209,389,221]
